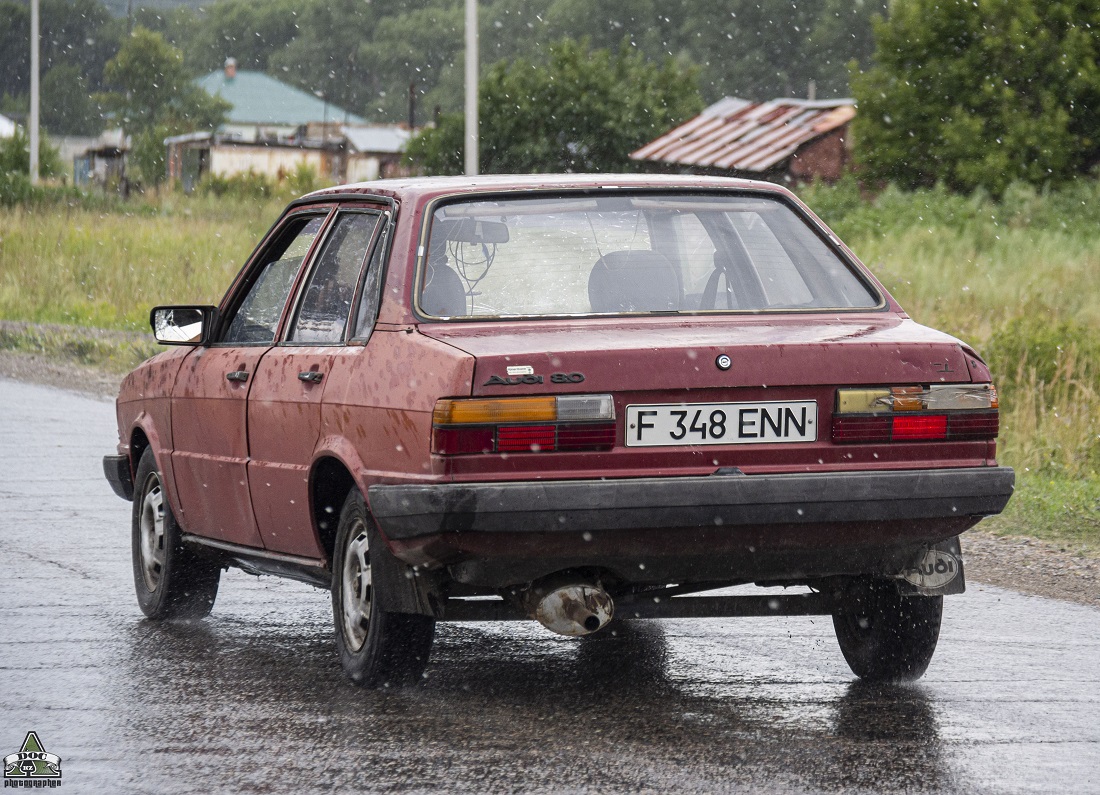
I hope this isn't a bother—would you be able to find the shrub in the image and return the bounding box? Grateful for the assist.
[197,170,275,200]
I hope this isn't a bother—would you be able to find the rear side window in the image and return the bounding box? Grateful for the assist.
[289,212,381,343]
[417,193,879,319]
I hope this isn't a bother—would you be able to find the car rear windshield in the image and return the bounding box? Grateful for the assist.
[418,192,881,319]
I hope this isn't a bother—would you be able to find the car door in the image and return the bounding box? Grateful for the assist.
[169,212,329,547]
[246,208,387,557]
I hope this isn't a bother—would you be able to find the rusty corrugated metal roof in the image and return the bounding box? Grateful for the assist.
[631,97,855,173]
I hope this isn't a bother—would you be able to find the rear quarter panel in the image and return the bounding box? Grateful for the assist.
[319,327,474,493]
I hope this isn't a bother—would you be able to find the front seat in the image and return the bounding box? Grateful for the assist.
[420,258,467,317]
[588,250,682,313]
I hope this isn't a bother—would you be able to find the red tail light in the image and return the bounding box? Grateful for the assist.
[497,425,557,452]
[833,384,999,444]
[892,414,948,440]
[432,395,617,455]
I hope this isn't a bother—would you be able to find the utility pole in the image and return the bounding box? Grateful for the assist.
[464,0,478,176]
[29,0,40,185]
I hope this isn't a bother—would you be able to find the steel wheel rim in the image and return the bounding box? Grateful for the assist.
[341,519,372,652]
[139,475,167,592]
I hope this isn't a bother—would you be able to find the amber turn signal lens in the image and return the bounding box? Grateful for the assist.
[433,396,556,425]
[836,384,998,414]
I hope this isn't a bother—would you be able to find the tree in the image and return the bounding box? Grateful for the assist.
[99,27,229,184]
[851,0,1100,194]
[0,0,119,135]
[176,0,304,75]
[41,64,101,136]
[269,0,387,120]
[0,127,62,177]
[101,26,227,133]
[342,2,466,121]
[407,38,702,174]
[544,0,884,101]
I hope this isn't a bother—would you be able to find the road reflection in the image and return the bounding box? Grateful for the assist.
[112,610,952,792]
[828,681,951,792]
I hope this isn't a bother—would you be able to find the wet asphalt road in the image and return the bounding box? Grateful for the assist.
[1,377,1098,794]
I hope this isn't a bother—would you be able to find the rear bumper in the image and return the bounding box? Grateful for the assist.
[369,466,1015,539]
[103,454,134,501]
[367,467,1014,586]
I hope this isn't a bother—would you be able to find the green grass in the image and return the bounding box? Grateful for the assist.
[0,191,288,330]
[0,321,159,374]
[984,474,1100,555]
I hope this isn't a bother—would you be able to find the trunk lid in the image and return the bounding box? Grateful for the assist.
[419,313,975,396]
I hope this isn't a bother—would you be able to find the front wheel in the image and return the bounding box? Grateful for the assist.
[832,578,942,682]
[131,448,221,619]
[332,489,435,688]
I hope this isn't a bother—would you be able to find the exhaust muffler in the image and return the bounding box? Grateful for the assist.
[523,577,614,636]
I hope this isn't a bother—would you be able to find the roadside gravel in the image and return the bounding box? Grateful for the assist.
[2,330,1097,610]
[0,347,123,400]
[962,530,1099,608]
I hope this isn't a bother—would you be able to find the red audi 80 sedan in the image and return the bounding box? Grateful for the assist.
[104,174,1014,686]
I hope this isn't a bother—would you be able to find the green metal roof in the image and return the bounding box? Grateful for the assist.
[196,70,365,127]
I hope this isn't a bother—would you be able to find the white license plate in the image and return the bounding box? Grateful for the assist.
[625,401,818,447]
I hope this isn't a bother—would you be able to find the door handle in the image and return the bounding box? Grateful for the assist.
[298,371,324,384]
[226,370,249,383]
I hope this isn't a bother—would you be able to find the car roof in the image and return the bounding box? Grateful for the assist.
[302,173,794,206]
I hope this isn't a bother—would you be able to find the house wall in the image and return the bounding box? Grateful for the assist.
[346,156,381,183]
[209,145,329,179]
[788,126,850,184]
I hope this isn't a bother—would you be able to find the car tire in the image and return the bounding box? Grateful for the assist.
[132,447,221,619]
[332,488,435,688]
[831,577,942,682]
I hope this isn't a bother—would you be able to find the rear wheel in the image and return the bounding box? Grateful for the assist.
[832,578,942,682]
[332,489,435,688]
[131,448,221,619]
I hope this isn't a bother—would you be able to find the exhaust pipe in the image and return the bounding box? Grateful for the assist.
[524,578,614,636]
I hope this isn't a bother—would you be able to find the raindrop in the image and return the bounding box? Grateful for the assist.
[582,531,593,541]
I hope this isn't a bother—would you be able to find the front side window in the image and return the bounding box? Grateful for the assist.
[417,193,880,319]
[224,215,325,344]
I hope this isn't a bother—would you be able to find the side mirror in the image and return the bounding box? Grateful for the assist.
[149,305,219,345]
